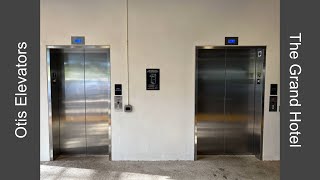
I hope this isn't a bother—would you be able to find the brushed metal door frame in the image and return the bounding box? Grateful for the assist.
[195,46,266,160]
[46,45,111,160]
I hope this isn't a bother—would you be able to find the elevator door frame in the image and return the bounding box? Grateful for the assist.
[195,46,266,160]
[46,45,111,161]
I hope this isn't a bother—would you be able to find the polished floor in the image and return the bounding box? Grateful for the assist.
[40,155,279,180]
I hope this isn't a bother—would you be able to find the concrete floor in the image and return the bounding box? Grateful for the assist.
[40,155,279,180]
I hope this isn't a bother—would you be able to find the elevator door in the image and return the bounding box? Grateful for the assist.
[85,48,111,155]
[196,47,265,156]
[50,47,110,158]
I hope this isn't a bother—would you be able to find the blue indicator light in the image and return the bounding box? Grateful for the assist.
[74,39,82,43]
[71,36,85,45]
[228,39,236,44]
[225,37,238,45]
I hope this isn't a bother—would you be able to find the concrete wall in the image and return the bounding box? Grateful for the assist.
[40,0,280,161]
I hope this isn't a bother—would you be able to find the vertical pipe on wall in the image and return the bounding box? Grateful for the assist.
[126,0,130,105]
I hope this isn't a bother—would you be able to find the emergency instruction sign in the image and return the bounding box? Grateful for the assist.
[146,69,160,90]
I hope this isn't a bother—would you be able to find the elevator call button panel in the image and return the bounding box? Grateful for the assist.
[114,96,123,111]
[269,96,278,112]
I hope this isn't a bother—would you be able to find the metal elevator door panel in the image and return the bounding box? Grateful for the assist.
[225,48,256,154]
[59,48,86,155]
[50,47,111,157]
[84,48,111,155]
[196,49,226,155]
[196,47,265,156]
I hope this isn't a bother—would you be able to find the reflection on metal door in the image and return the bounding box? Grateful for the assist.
[196,49,225,154]
[48,46,111,159]
[85,48,110,155]
[196,47,265,158]
[60,48,86,155]
[225,49,255,154]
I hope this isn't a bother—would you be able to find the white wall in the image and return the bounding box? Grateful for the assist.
[41,0,280,161]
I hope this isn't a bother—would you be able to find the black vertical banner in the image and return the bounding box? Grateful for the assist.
[281,0,320,179]
[0,0,39,179]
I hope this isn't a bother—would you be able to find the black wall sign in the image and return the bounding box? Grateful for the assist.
[146,69,160,90]
[115,84,122,95]
[270,84,278,95]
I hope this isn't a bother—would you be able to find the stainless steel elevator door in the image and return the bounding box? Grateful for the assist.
[196,49,226,154]
[50,46,110,158]
[196,47,264,156]
[59,48,86,155]
[225,49,255,154]
[85,48,110,155]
